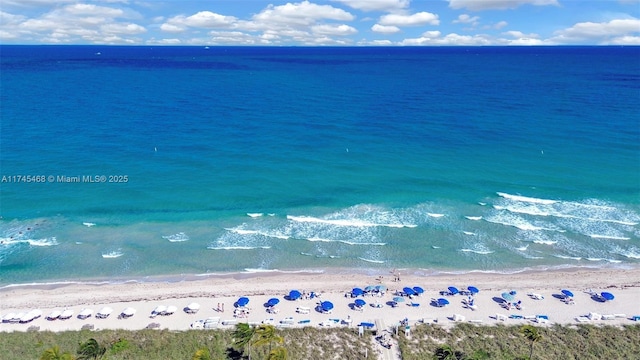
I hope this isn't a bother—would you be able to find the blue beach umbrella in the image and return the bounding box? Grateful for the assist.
[288,290,301,300]
[375,285,387,292]
[561,289,574,298]
[364,285,376,292]
[237,297,249,307]
[354,299,366,307]
[393,296,405,303]
[352,288,364,297]
[468,286,479,294]
[413,286,425,295]
[601,292,615,301]
[437,298,450,307]
[321,301,334,311]
[501,292,515,302]
[448,286,459,295]
[267,298,280,307]
[403,287,416,296]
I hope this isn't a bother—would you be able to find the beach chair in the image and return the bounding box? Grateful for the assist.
[495,313,507,321]
[452,314,465,322]
[632,315,640,321]
[535,315,549,324]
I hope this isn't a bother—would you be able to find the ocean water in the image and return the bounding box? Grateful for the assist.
[1,46,639,286]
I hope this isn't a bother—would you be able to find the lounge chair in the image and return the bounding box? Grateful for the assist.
[632,315,640,321]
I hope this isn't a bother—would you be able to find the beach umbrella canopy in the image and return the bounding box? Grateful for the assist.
[153,305,167,314]
[288,290,302,300]
[375,285,387,292]
[468,286,479,294]
[393,296,405,303]
[321,301,334,311]
[437,298,450,306]
[237,297,250,307]
[187,302,200,311]
[448,286,459,295]
[413,286,425,294]
[352,287,364,297]
[60,309,74,319]
[78,308,93,318]
[354,299,366,307]
[97,307,113,317]
[47,310,62,320]
[601,292,615,301]
[267,298,280,307]
[122,307,136,316]
[501,292,515,302]
[403,287,416,296]
[561,289,574,298]
[165,306,177,314]
[364,285,376,292]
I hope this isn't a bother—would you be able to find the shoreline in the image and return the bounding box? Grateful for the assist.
[2,267,639,333]
[1,262,636,291]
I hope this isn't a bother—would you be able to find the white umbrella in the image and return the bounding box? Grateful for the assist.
[78,308,93,319]
[165,306,177,315]
[97,307,113,319]
[13,312,26,323]
[20,312,36,323]
[121,307,136,318]
[59,309,74,320]
[186,302,200,313]
[47,310,61,320]
[30,309,43,319]
[2,312,16,323]
[151,305,167,317]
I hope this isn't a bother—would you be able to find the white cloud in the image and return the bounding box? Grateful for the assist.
[312,24,357,36]
[551,18,640,44]
[146,38,182,45]
[448,0,558,11]
[453,14,479,25]
[64,4,124,17]
[400,32,491,45]
[252,1,354,26]
[494,21,508,29]
[607,35,640,45]
[371,24,400,33]
[332,0,409,12]
[163,11,237,30]
[101,23,146,35]
[367,39,393,45]
[378,12,440,26]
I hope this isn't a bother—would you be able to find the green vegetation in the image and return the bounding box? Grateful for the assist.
[398,323,640,360]
[1,324,637,360]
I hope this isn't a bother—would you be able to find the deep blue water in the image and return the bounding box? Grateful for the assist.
[1,46,639,285]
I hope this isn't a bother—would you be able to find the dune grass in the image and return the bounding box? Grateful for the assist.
[397,323,640,360]
[1,323,638,359]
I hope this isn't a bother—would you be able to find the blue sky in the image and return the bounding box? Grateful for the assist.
[1,0,639,45]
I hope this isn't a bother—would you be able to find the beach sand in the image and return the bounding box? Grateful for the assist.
[1,268,639,333]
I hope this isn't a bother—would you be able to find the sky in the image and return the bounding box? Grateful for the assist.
[0,0,639,46]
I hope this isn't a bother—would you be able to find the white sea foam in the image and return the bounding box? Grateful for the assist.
[427,213,445,218]
[588,234,630,240]
[243,268,278,273]
[162,232,189,242]
[82,222,96,227]
[431,245,441,249]
[553,254,582,261]
[533,240,557,245]
[102,251,123,258]
[462,231,476,236]
[460,248,494,255]
[496,192,558,205]
[287,215,416,228]
[307,237,385,246]
[247,213,263,218]
[0,237,58,247]
[516,245,529,251]
[225,227,289,240]
[207,246,271,250]
[358,257,385,264]
[465,216,482,221]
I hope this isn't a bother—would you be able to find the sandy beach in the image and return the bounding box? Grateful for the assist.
[2,268,639,333]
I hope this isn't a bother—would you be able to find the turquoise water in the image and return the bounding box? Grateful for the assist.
[1,46,639,285]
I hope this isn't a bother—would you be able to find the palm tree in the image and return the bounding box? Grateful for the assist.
[192,347,212,360]
[233,323,256,360]
[266,346,288,360]
[40,346,75,360]
[520,325,543,360]
[433,344,464,360]
[253,324,284,355]
[77,338,106,360]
